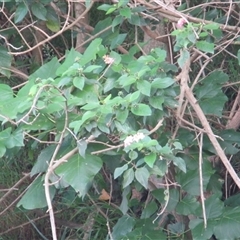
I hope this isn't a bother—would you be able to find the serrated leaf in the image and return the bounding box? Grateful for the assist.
[144,152,157,168]
[122,168,134,188]
[135,167,149,189]
[31,2,47,20]
[196,41,214,54]
[131,103,152,116]
[14,2,28,23]
[73,76,85,90]
[151,77,175,89]
[17,177,56,209]
[55,154,102,197]
[114,164,128,179]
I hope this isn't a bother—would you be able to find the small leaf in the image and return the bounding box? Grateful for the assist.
[131,103,152,116]
[114,164,128,179]
[14,2,28,23]
[31,2,47,20]
[203,23,219,30]
[120,7,131,18]
[73,76,85,90]
[46,19,60,32]
[118,74,136,87]
[172,156,186,173]
[144,152,157,168]
[196,41,214,54]
[151,77,175,89]
[122,168,134,188]
[135,167,150,189]
[137,80,151,96]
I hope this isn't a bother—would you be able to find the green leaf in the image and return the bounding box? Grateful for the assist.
[131,103,152,116]
[177,49,190,69]
[15,2,28,23]
[112,15,124,30]
[97,4,113,12]
[189,219,215,240]
[213,207,240,240]
[144,152,157,168]
[17,177,56,209]
[55,154,102,197]
[149,96,164,110]
[30,57,60,80]
[199,94,227,117]
[203,23,219,30]
[0,84,13,101]
[122,168,134,188]
[116,108,128,124]
[118,74,136,87]
[137,80,151,96]
[114,164,128,179]
[31,145,56,176]
[46,19,60,32]
[176,195,199,215]
[128,13,146,26]
[196,195,224,219]
[46,5,60,32]
[135,167,149,189]
[0,46,12,78]
[141,201,158,219]
[238,49,240,65]
[77,139,87,158]
[172,156,186,173]
[120,7,131,18]
[151,77,175,89]
[0,142,6,158]
[196,41,214,53]
[112,216,135,240]
[73,76,85,90]
[80,38,102,65]
[5,129,24,148]
[31,2,47,20]
[110,33,127,49]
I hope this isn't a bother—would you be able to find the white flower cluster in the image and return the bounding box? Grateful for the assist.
[103,55,114,65]
[124,132,145,148]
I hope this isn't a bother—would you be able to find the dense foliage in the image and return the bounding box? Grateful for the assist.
[1,0,240,239]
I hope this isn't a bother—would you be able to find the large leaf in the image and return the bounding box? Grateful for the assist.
[29,57,60,80]
[55,154,102,197]
[151,77,175,89]
[17,176,56,209]
[112,215,135,240]
[189,219,215,240]
[213,207,240,240]
[122,168,134,188]
[176,194,200,215]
